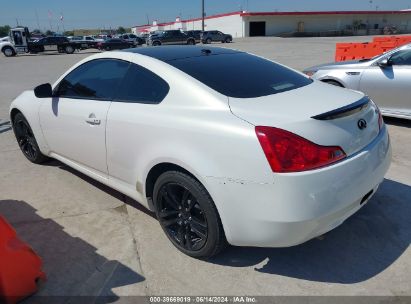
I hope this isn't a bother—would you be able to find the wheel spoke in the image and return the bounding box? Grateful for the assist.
[181,189,190,205]
[190,219,207,239]
[185,229,193,250]
[177,226,185,245]
[163,185,181,210]
[162,217,179,227]
[159,209,179,218]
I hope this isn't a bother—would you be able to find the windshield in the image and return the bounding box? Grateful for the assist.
[369,44,411,61]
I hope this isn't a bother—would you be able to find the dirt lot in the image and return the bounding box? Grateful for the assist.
[0,36,410,301]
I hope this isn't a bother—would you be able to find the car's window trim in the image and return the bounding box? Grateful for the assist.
[53,58,131,101]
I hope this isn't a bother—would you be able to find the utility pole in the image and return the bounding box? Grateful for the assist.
[35,9,41,30]
[201,0,205,31]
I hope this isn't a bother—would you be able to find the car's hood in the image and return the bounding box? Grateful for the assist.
[304,59,371,72]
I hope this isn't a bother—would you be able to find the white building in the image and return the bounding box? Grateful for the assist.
[132,10,411,38]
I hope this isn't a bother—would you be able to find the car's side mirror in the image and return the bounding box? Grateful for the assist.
[377,58,392,68]
[34,83,52,98]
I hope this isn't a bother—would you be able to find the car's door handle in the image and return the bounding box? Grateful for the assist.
[85,113,101,125]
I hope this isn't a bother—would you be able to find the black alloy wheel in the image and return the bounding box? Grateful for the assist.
[13,113,48,164]
[153,171,227,258]
[158,183,208,251]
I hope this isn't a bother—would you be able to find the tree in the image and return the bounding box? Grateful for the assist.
[117,26,126,34]
[64,30,74,36]
[32,29,42,34]
[45,30,54,36]
[0,25,11,37]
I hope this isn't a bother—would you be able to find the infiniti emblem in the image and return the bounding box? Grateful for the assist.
[358,119,367,130]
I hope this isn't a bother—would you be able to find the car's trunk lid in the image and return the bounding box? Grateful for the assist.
[229,81,380,157]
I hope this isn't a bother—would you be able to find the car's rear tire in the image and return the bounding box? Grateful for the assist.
[205,38,212,44]
[153,41,161,46]
[225,37,232,43]
[187,39,195,45]
[65,45,75,54]
[12,113,49,164]
[105,46,111,51]
[323,80,344,87]
[2,46,16,57]
[153,171,227,258]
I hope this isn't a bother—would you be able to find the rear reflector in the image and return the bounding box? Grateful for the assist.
[255,126,346,173]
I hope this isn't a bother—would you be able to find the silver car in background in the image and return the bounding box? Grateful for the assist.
[304,43,411,120]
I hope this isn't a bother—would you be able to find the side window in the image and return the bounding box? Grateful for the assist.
[114,63,170,104]
[389,50,411,66]
[55,59,130,100]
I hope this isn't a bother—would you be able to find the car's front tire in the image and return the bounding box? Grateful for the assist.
[12,113,49,164]
[2,46,16,57]
[205,38,212,44]
[153,171,227,258]
[65,45,75,54]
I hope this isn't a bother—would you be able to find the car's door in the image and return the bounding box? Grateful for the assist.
[161,32,173,45]
[216,31,224,41]
[39,59,130,177]
[211,31,219,41]
[111,39,121,49]
[106,62,170,195]
[360,49,411,114]
[44,37,58,51]
[177,31,188,44]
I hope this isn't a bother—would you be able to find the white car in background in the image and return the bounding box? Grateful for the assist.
[304,43,411,120]
[9,46,391,258]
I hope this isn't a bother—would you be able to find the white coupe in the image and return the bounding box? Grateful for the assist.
[10,46,391,258]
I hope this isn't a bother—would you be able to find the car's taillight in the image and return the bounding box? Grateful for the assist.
[255,126,346,173]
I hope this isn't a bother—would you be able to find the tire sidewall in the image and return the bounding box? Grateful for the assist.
[3,46,15,57]
[12,113,48,164]
[153,171,223,258]
[65,45,74,54]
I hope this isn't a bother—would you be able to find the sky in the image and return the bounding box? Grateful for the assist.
[1,0,411,31]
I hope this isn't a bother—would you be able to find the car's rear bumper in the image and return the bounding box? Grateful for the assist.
[205,125,391,247]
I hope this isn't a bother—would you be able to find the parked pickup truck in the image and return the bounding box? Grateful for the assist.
[0,27,82,57]
[146,30,196,46]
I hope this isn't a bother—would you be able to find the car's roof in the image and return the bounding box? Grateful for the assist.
[123,45,242,62]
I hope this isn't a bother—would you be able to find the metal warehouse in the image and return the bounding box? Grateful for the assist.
[132,10,411,38]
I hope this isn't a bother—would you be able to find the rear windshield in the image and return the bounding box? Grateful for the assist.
[168,52,312,98]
